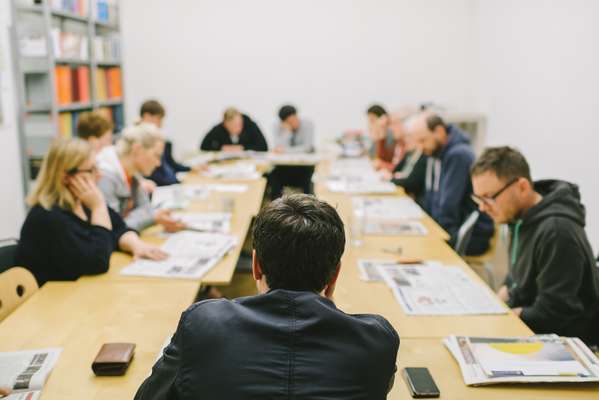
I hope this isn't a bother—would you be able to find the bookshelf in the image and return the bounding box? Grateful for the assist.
[10,0,125,191]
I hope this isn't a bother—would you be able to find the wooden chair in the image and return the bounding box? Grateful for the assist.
[0,267,39,322]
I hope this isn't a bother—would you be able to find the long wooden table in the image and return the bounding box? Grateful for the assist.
[2,156,598,399]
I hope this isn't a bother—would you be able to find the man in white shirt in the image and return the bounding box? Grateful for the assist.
[270,105,315,198]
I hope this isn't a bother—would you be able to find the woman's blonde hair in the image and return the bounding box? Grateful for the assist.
[28,138,93,210]
[116,122,163,156]
[223,107,241,122]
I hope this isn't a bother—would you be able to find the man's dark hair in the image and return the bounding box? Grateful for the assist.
[252,194,345,292]
[366,104,387,118]
[425,114,446,132]
[77,111,113,139]
[140,99,165,118]
[278,105,297,122]
[471,146,532,183]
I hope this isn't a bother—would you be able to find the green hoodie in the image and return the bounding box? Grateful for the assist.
[506,180,599,344]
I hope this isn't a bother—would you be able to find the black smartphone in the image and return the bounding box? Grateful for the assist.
[402,367,440,398]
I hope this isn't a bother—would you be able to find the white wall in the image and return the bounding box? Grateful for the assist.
[0,0,26,239]
[472,0,599,249]
[121,0,475,152]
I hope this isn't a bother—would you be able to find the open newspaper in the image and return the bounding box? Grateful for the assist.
[151,184,209,210]
[268,153,321,165]
[444,335,599,385]
[377,264,507,315]
[353,197,424,220]
[0,348,61,400]
[203,163,261,180]
[326,180,396,194]
[121,231,237,279]
[358,259,440,282]
[363,220,428,236]
[171,212,231,233]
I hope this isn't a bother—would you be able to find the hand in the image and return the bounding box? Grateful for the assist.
[273,145,285,154]
[222,145,244,153]
[68,174,105,210]
[512,307,523,317]
[191,164,208,173]
[372,159,383,170]
[154,209,186,232]
[497,285,510,302]
[133,242,168,261]
[140,179,157,194]
[379,169,392,180]
[0,387,12,396]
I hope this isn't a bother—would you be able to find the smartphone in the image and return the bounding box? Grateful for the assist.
[402,367,440,398]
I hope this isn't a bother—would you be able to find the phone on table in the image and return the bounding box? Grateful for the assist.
[402,367,440,398]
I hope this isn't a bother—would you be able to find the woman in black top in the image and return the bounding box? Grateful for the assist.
[16,138,167,286]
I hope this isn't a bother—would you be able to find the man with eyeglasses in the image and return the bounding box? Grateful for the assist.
[471,146,599,345]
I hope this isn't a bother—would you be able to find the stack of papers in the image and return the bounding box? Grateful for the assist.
[172,212,232,233]
[0,348,61,400]
[377,263,506,315]
[444,335,599,385]
[358,259,440,282]
[121,231,237,280]
[203,163,261,180]
[151,184,209,210]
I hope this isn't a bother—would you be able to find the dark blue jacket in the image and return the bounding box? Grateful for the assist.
[424,124,494,255]
[135,289,399,400]
[148,141,191,187]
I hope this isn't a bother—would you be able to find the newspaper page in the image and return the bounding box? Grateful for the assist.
[363,220,428,236]
[203,163,260,180]
[151,184,210,209]
[268,153,321,165]
[205,183,248,193]
[352,197,424,220]
[444,335,599,385]
[378,264,506,315]
[0,348,61,398]
[326,180,396,194]
[121,232,237,279]
[171,212,231,233]
[358,259,440,282]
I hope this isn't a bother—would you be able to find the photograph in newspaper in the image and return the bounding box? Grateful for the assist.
[358,259,439,282]
[0,348,61,398]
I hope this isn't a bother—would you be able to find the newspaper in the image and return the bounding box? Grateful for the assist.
[203,163,261,180]
[378,264,506,315]
[151,184,209,209]
[357,259,440,282]
[352,197,424,220]
[444,335,599,385]
[326,180,396,194]
[0,348,61,399]
[363,220,428,236]
[172,212,231,233]
[121,231,237,279]
[205,183,248,193]
[268,153,321,165]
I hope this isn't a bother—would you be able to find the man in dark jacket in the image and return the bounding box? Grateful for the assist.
[471,146,599,344]
[134,194,399,400]
[412,113,494,255]
[200,107,268,152]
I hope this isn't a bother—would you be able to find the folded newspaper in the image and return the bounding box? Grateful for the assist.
[171,212,232,234]
[151,184,209,210]
[358,259,441,282]
[377,263,507,315]
[121,231,237,279]
[203,163,261,180]
[444,335,599,385]
[0,348,61,400]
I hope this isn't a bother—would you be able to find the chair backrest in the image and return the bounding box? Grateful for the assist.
[0,238,19,274]
[0,267,39,322]
[454,210,480,257]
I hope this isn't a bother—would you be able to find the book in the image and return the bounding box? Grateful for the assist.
[95,68,107,100]
[444,335,599,385]
[58,112,72,138]
[0,348,61,399]
[76,66,90,103]
[54,66,72,105]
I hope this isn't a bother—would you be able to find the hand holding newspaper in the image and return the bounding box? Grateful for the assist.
[121,231,237,279]
[0,348,61,399]
[444,335,599,385]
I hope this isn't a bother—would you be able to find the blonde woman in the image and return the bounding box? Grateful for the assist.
[15,138,167,286]
[98,122,184,232]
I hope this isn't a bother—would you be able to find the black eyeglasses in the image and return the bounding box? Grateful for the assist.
[67,166,98,176]
[471,177,519,206]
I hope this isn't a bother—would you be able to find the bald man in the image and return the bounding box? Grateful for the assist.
[410,113,494,255]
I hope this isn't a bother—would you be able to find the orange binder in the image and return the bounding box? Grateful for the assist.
[54,66,72,105]
[107,67,122,99]
[77,66,90,103]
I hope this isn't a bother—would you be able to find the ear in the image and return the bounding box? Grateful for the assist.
[517,177,532,193]
[251,249,263,282]
[324,263,341,299]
